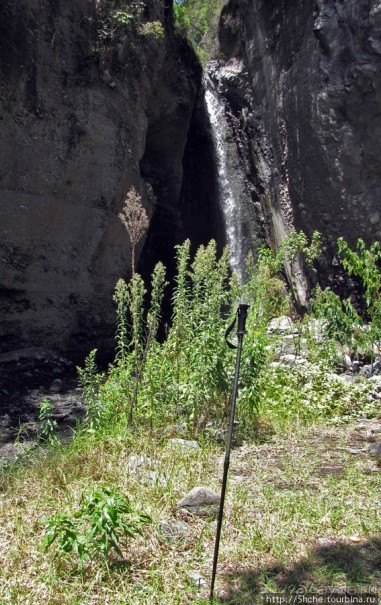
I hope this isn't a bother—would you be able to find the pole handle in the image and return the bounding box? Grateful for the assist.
[237,303,249,336]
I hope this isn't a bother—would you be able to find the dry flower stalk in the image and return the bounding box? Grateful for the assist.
[118,187,149,274]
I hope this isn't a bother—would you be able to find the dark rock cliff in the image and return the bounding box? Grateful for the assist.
[0,0,217,361]
[217,0,381,302]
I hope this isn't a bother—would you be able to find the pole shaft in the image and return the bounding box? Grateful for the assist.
[210,333,244,600]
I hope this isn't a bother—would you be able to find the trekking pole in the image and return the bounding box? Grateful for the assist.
[210,303,249,602]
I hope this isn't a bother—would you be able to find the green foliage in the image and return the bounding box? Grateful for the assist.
[141,240,234,428]
[113,278,130,364]
[93,0,166,63]
[338,238,381,356]
[244,247,290,324]
[77,350,105,430]
[313,238,381,365]
[338,238,381,307]
[75,232,381,437]
[173,0,226,63]
[129,273,146,362]
[147,261,167,341]
[140,21,164,39]
[281,230,322,269]
[95,0,145,46]
[237,248,289,421]
[108,265,167,426]
[42,486,151,565]
[38,398,59,446]
[312,286,362,347]
[260,362,376,427]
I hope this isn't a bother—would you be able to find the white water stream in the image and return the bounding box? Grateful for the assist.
[204,73,244,278]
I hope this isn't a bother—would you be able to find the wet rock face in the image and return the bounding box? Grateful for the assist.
[218,0,381,286]
[0,0,214,361]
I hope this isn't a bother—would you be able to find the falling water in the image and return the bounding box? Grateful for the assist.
[203,71,245,278]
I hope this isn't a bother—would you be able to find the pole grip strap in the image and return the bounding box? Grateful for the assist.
[224,311,238,349]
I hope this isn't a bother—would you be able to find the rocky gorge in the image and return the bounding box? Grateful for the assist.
[1,0,381,423]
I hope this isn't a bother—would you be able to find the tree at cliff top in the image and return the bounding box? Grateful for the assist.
[173,0,226,63]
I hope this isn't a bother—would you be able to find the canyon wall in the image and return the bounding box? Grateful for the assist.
[217,0,381,298]
[0,0,217,361]
[2,0,381,363]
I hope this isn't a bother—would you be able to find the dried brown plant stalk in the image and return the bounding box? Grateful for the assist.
[118,187,149,275]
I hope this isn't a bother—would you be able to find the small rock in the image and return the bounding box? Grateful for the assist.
[368,442,381,458]
[0,414,11,428]
[168,439,200,452]
[127,454,154,471]
[141,470,168,488]
[158,520,190,543]
[279,354,307,365]
[344,354,353,370]
[349,535,362,543]
[161,424,185,438]
[177,486,220,517]
[267,316,296,334]
[188,571,208,588]
[368,376,381,389]
[49,378,63,393]
[0,443,20,466]
[268,362,281,369]
[354,423,368,431]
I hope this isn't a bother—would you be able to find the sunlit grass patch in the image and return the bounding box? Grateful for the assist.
[0,418,380,604]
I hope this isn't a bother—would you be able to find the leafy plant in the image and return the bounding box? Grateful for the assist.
[312,238,381,370]
[338,237,381,363]
[77,350,105,430]
[95,0,145,46]
[281,230,322,269]
[38,398,59,446]
[42,486,151,565]
[113,278,130,365]
[312,285,362,347]
[139,21,164,39]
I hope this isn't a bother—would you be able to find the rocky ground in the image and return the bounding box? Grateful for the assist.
[0,350,85,465]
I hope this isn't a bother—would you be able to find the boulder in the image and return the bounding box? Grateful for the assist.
[177,486,220,517]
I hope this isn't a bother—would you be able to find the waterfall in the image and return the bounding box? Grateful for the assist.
[203,68,246,278]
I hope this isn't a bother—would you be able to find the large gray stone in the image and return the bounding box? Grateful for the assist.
[177,486,220,517]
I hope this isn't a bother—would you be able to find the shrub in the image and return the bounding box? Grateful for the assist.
[38,398,59,446]
[42,486,151,566]
[312,237,381,368]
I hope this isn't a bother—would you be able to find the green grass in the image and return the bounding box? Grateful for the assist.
[0,418,380,604]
